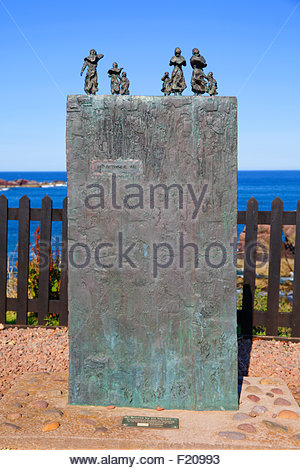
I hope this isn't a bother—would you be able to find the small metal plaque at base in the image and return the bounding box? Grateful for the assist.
[122,416,179,429]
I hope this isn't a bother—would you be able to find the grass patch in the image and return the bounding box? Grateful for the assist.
[237,287,292,337]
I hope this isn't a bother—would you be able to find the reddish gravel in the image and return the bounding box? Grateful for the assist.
[0,328,299,404]
[238,338,300,404]
[0,327,68,398]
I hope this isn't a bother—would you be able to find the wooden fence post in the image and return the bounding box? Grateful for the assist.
[241,197,258,335]
[266,197,283,336]
[0,195,8,324]
[292,200,300,337]
[59,197,68,326]
[17,196,30,324]
[38,196,52,325]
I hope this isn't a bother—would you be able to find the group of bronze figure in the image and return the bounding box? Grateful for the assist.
[81,50,130,96]
[162,47,217,96]
[81,47,217,97]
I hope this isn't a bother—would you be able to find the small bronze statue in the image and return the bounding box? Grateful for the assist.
[108,62,123,95]
[81,49,104,95]
[161,72,172,96]
[190,48,208,96]
[207,72,218,96]
[169,48,187,95]
[120,71,130,95]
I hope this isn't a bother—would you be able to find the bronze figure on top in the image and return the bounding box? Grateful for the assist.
[120,71,130,95]
[161,72,172,96]
[81,49,104,95]
[169,48,187,95]
[190,48,208,96]
[207,72,218,96]
[108,62,123,95]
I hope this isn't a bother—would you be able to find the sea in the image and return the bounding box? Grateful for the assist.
[1,171,300,260]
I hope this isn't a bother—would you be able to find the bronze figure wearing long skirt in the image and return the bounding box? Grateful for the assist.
[81,49,104,95]
[190,48,207,96]
[169,48,187,95]
[108,62,123,95]
[207,72,218,96]
[120,72,130,95]
[161,72,172,96]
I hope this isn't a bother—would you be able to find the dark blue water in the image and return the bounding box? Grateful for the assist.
[0,172,67,262]
[1,171,300,259]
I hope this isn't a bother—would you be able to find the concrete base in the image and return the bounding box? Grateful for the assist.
[0,372,300,450]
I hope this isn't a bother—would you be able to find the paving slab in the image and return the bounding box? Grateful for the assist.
[0,373,300,450]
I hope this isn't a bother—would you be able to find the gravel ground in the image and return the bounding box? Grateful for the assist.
[0,327,299,404]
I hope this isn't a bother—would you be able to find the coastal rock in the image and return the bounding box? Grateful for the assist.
[245,386,263,395]
[94,426,108,433]
[14,391,29,398]
[3,422,21,430]
[274,398,291,406]
[233,412,250,421]
[237,424,256,433]
[263,420,288,433]
[34,400,49,410]
[42,421,60,432]
[251,406,267,415]
[278,410,298,419]
[259,378,282,385]
[247,394,260,402]
[44,409,64,417]
[47,390,63,397]
[271,388,283,395]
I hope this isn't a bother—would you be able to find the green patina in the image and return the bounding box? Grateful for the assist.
[67,95,238,410]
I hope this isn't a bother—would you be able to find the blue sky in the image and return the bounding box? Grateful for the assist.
[0,0,299,171]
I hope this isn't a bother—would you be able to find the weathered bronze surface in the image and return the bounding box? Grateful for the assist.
[67,95,238,411]
[161,72,172,96]
[207,72,218,96]
[120,72,130,95]
[108,63,123,95]
[169,48,187,95]
[190,48,208,96]
[122,416,179,429]
[80,49,104,95]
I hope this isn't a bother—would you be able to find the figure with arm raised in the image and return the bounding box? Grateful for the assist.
[81,49,104,95]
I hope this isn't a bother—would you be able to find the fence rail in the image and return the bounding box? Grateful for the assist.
[0,194,300,338]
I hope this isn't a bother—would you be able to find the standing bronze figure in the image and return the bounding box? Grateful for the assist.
[161,72,172,96]
[108,62,123,95]
[169,48,187,95]
[207,72,218,96]
[190,48,207,96]
[81,49,104,95]
[120,71,130,95]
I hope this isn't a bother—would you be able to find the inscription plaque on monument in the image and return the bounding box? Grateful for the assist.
[122,416,179,429]
[67,95,238,410]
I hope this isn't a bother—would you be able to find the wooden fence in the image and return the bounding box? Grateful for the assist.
[237,197,300,339]
[0,194,300,338]
[0,195,68,326]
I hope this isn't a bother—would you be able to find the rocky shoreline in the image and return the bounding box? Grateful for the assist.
[0,178,66,189]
